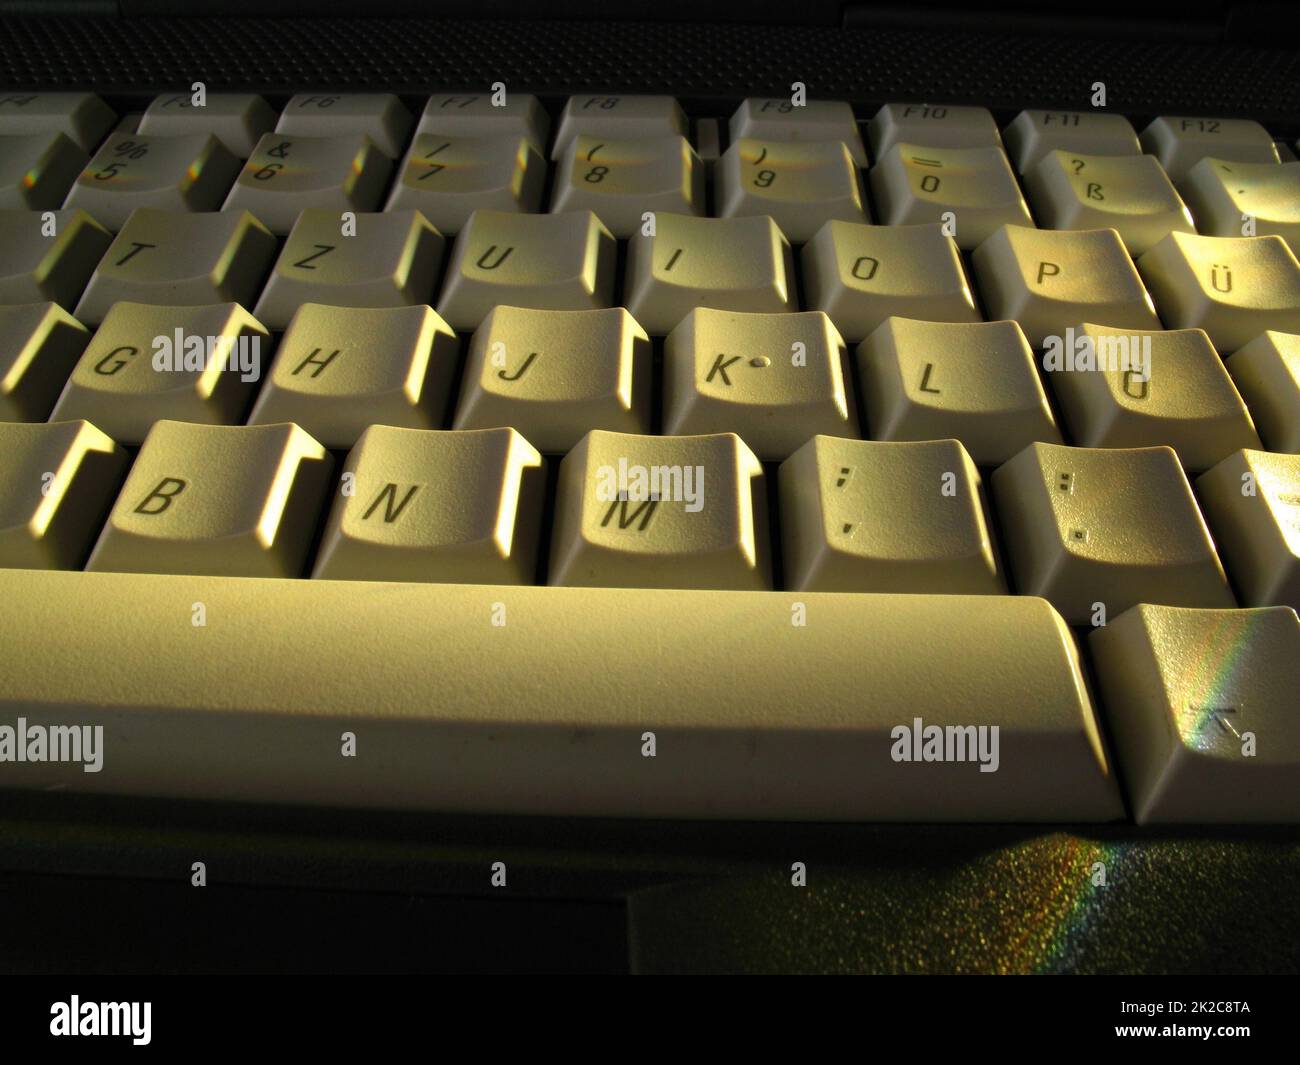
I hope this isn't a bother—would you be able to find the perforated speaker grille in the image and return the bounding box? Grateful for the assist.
[1,15,1298,126]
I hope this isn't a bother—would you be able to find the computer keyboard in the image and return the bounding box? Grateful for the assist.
[0,87,1297,833]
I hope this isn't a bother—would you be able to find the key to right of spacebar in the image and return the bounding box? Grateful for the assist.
[0,570,1124,822]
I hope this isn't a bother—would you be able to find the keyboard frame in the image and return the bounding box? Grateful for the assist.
[1,9,1298,974]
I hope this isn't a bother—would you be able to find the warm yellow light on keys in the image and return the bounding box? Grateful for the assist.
[1137,231,1300,351]
[313,425,545,585]
[1090,603,1300,823]
[549,429,769,590]
[991,442,1234,623]
[0,419,127,569]
[86,420,333,578]
[779,436,1004,594]
[1197,449,1300,609]
[1226,330,1300,454]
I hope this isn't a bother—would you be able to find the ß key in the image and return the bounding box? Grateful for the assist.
[222,133,393,235]
[86,420,334,578]
[64,134,239,230]
[1023,150,1194,256]
[252,209,444,330]
[74,208,277,324]
[312,425,545,585]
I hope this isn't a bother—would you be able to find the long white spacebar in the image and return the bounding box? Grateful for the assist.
[0,570,1124,821]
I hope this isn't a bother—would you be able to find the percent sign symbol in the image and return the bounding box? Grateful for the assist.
[112,141,149,160]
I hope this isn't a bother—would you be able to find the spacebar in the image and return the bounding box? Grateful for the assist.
[0,570,1124,821]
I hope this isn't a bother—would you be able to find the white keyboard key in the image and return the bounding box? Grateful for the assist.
[1137,231,1300,350]
[662,308,855,460]
[276,93,412,158]
[1047,323,1260,471]
[0,132,86,210]
[0,419,127,569]
[1180,157,1300,249]
[253,209,444,330]
[0,302,89,421]
[717,139,866,242]
[86,420,333,578]
[780,436,1004,594]
[74,208,277,325]
[1198,450,1299,609]
[1024,150,1194,255]
[1090,603,1300,823]
[452,306,651,452]
[416,93,549,155]
[48,301,267,444]
[1140,115,1279,181]
[552,95,686,159]
[0,571,1125,821]
[867,103,1000,159]
[801,221,978,341]
[1003,109,1140,173]
[138,92,277,157]
[247,304,458,448]
[857,317,1061,465]
[436,209,616,331]
[384,133,544,233]
[222,133,392,235]
[549,429,769,590]
[313,425,545,584]
[730,98,866,166]
[991,442,1234,623]
[551,134,703,238]
[1227,331,1300,453]
[624,213,795,334]
[0,209,112,311]
[869,143,1032,250]
[64,133,239,230]
[0,92,115,152]
[972,224,1160,345]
